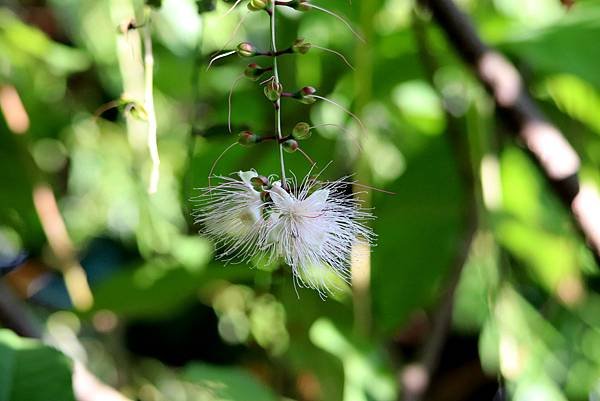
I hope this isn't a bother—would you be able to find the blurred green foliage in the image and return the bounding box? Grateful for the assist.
[1,0,600,400]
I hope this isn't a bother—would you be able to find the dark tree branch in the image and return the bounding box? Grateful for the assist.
[400,11,479,401]
[420,0,600,266]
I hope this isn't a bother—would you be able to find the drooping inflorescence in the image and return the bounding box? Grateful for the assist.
[195,0,374,295]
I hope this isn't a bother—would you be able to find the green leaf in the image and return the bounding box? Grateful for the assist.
[501,4,600,89]
[183,363,278,401]
[310,319,397,401]
[0,330,75,401]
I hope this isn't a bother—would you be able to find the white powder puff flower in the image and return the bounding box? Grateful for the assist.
[193,171,264,262]
[261,177,374,293]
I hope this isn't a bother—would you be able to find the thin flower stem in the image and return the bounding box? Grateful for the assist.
[309,94,366,133]
[219,10,249,52]
[297,147,317,166]
[228,74,244,134]
[222,0,243,17]
[208,142,239,191]
[93,99,121,120]
[270,2,287,187]
[311,44,355,70]
[207,50,237,70]
[308,4,366,43]
[144,10,160,194]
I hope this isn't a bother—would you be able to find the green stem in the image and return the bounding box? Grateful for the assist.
[270,2,287,187]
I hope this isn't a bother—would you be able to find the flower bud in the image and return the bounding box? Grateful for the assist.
[247,0,268,11]
[264,80,283,102]
[238,130,260,146]
[237,42,256,57]
[293,86,317,104]
[292,122,311,140]
[282,139,299,153]
[250,175,270,191]
[244,63,267,81]
[292,38,311,55]
[287,0,310,11]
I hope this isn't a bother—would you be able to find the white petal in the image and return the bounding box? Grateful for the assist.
[269,182,295,208]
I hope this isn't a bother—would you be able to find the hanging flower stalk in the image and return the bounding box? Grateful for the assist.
[195,0,374,294]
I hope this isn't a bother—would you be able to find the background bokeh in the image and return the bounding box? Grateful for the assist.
[1,0,600,400]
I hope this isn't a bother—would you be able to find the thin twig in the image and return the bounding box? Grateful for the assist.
[32,185,94,312]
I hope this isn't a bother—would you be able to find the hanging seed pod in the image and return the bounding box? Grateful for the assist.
[292,122,311,140]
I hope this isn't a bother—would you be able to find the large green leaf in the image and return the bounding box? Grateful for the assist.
[183,363,278,401]
[0,330,75,401]
[501,3,600,89]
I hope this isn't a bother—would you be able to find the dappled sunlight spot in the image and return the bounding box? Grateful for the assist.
[374,0,412,35]
[521,120,580,180]
[154,0,202,54]
[363,134,405,184]
[92,310,119,334]
[0,85,29,134]
[513,380,567,401]
[212,284,289,354]
[296,371,321,401]
[391,80,446,136]
[478,52,522,107]
[296,262,351,298]
[555,274,584,306]
[499,334,525,380]
[400,363,429,397]
[249,294,289,355]
[107,199,139,236]
[218,310,250,344]
[32,138,68,173]
[481,154,503,211]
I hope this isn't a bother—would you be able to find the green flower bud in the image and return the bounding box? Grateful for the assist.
[292,122,311,140]
[282,139,299,153]
[264,80,283,102]
[292,38,311,54]
[287,0,310,11]
[293,86,317,104]
[238,130,260,146]
[247,0,268,11]
[237,42,256,57]
[244,63,267,81]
